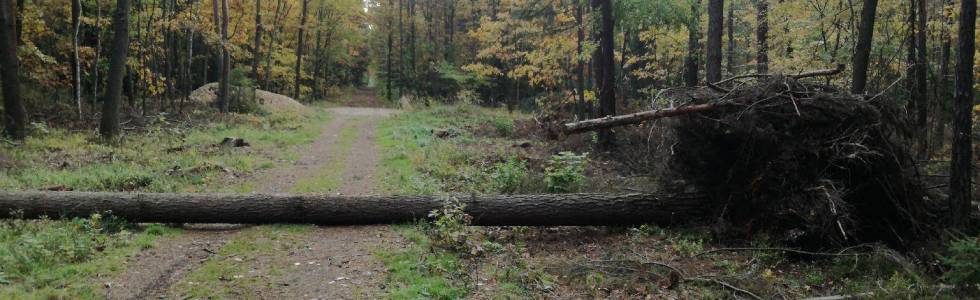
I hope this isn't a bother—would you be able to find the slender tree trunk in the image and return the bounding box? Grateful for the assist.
[934,0,953,152]
[706,0,724,83]
[386,0,394,101]
[756,0,768,74]
[252,0,262,79]
[949,0,975,227]
[219,0,230,112]
[99,0,132,139]
[408,0,416,94]
[14,0,21,42]
[684,0,702,87]
[913,0,928,158]
[0,0,25,140]
[850,0,878,94]
[576,2,587,118]
[210,0,225,109]
[726,2,735,76]
[594,0,616,149]
[293,0,309,101]
[93,0,102,111]
[72,0,83,117]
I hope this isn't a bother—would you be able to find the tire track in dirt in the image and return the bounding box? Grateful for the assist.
[105,100,400,299]
[259,110,397,300]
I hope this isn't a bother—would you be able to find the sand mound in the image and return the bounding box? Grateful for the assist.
[189,83,309,114]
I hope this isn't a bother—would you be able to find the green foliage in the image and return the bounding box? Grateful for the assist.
[488,158,529,194]
[0,215,177,298]
[378,226,469,300]
[228,68,262,114]
[427,198,483,256]
[544,151,588,193]
[491,118,514,137]
[943,236,980,286]
[0,109,329,193]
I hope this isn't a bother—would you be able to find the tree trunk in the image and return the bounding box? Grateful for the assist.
[575,3,587,118]
[73,0,83,117]
[252,0,262,79]
[913,0,928,158]
[386,0,394,101]
[293,0,309,101]
[850,0,878,94]
[0,192,709,226]
[93,0,102,112]
[934,0,953,152]
[208,0,224,84]
[684,0,701,87]
[755,0,768,74]
[949,0,975,228]
[0,0,26,140]
[594,0,616,149]
[726,2,735,76]
[706,0,723,83]
[564,103,725,134]
[219,0,230,112]
[99,0,131,139]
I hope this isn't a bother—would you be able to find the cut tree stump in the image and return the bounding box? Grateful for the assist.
[0,192,708,225]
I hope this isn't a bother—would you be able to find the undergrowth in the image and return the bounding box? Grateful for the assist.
[0,108,329,297]
[375,104,975,299]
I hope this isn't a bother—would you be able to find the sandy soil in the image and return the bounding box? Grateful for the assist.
[105,90,400,300]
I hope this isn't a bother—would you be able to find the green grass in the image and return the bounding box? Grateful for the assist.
[0,108,331,298]
[0,218,180,299]
[376,225,468,300]
[0,110,330,193]
[292,118,364,193]
[176,225,311,299]
[375,105,539,299]
[375,104,529,195]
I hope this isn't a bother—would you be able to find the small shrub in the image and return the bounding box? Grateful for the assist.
[488,158,528,194]
[427,197,483,256]
[943,236,980,286]
[228,68,262,114]
[544,152,588,193]
[492,118,514,136]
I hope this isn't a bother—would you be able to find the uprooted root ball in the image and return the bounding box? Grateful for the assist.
[667,76,934,249]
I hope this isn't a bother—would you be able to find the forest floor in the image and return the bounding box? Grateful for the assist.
[0,90,974,299]
[103,91,403,299]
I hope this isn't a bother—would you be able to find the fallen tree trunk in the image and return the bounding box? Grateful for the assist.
[563,67,845,135]
[0,192,708,226]
[564,103,723,134]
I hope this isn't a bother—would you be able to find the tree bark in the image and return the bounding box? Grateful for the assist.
[850,0,878,94]
[293,0,309,101]
[219,0,230,112]
[949,0,975,228]
[0,192,709,226]
[99,0,131,139]
[0,0,25,140]
[706,0,724,83]
[684,0,701,87]
[73,0,83,117]
[913,0,928,158]
[252,0,262,80]
[726,2,735,76]
[93,0,102,112]
[575,2,587,118]
[755,0,769,74]
[564,103,724,134]
[593,0,617,149]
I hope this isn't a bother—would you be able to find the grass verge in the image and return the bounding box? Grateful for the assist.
[0,108,330,297]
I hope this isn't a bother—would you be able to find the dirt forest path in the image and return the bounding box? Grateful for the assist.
[104,90,402,300]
